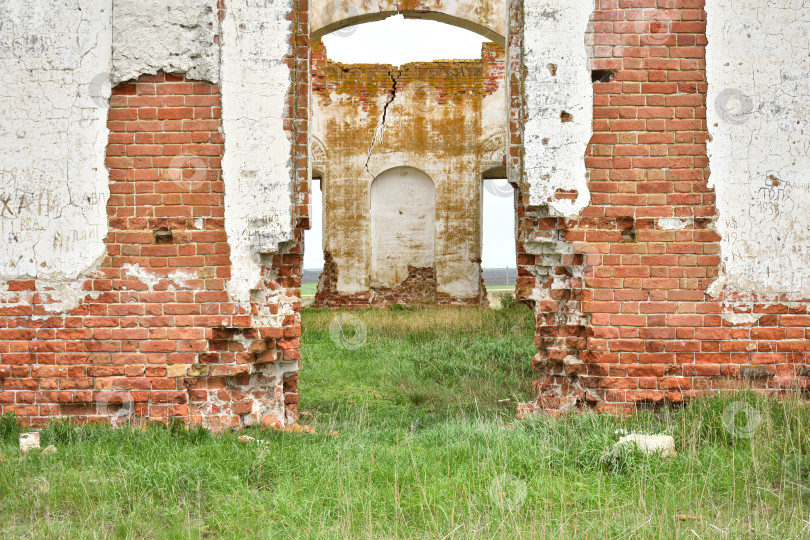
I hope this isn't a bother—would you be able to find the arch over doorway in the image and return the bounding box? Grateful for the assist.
[370,167,436,288]
[312,0,506,46]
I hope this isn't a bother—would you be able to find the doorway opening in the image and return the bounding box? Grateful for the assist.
[482,172,517,307]
[297,2,536,454]
[302,177,324,307]
[307,14,511,307]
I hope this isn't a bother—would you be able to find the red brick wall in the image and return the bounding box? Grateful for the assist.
[3,0,807,428]
[1,0,310,429]
[0,74,302,429]
[517,0,810,416]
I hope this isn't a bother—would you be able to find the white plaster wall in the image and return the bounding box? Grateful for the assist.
[370,167,435,287]
[523,0,592,216]
[220,0,296,304]
[0,1,112,293]
[112,0,220,84]
[706,0,810,298]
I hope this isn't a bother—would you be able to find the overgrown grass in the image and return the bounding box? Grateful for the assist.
[301,298,535,415]
[2,301,810,538]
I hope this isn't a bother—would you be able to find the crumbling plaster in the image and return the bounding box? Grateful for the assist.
[220,0,297,304]
[311,47,505,302]
[706,0,810,299]
[0,0,112,305]
[522,0,593,216]
[7,0,809,311]
[1,0,298,309]
[112,0,220,85]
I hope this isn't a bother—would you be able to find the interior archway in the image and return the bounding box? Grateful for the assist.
[313,10,506,46]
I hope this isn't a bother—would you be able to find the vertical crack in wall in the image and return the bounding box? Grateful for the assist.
[364,69,399,177]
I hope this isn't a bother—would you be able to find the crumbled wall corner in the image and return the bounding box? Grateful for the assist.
[0,0,112,310]
[220,0,296,304]
[706,0,810,298]
[523,0,593,217]
[111,0,220,84]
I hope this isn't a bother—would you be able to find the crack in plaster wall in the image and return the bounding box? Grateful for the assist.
[364,70,399,177]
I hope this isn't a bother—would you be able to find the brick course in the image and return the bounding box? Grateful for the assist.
[0,73,303,428]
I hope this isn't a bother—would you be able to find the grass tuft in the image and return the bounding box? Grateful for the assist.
[0,412,21,444]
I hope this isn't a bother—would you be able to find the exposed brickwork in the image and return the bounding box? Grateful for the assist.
[516,0,810,417]
[0,73,302,429]
[0,0,310,429]
[3,0,809,428]
[312,40,504,103]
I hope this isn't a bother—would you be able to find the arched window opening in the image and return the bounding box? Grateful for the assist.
[321,15,488,65]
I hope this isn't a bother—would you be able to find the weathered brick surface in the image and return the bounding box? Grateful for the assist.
[516,0,810,416]
[0,0,311,429]
[3,0,809,428]
[0,73,303,428]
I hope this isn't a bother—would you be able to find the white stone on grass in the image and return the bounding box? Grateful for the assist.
[616,433,676,458]
[19,432,40,454]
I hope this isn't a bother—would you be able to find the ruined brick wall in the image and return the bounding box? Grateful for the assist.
[0,0,309,429]
[0,74,303,429]
[3,0,810,428]
[516,0,810,416]
[311,41,505,308]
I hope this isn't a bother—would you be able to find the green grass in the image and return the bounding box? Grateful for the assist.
[301,282,318,296]
[2,300,810,538]
[299,283,515,295]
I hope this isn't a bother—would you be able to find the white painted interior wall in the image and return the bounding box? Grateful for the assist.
[370,167,436,286]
